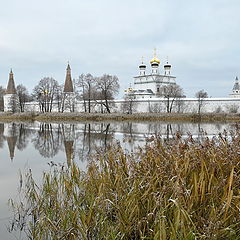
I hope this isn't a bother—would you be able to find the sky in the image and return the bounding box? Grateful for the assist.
[0,0,239,97]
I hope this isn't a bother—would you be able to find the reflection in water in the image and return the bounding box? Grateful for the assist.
[32,123,62,158]
[0,121,239,239]
[0,121,238,163]
[0,123,4,149]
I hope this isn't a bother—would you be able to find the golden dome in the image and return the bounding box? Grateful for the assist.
[150,48,160,64]
[150,57,160,64]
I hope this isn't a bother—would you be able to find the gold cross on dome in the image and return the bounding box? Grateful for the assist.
[154,48,157,57]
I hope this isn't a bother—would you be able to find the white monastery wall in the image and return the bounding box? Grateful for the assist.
[22,97,240,114]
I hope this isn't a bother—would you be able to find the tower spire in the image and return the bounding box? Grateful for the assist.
[7,136,17,161]
[6,69,17,94]
[64,62,74,93]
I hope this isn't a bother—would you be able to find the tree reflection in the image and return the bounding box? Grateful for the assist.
[32,123,62,158]
[76,123,114,162]
[0,123,4,149]
[16,124,33,151]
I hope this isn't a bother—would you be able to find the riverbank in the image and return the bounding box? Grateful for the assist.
[1,112,240,122]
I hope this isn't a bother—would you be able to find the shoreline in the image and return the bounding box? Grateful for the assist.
[0,112,240,122]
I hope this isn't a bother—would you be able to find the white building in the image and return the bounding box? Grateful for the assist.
[125,49,176,99]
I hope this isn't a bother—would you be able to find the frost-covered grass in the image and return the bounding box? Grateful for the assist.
[10,129,240,239]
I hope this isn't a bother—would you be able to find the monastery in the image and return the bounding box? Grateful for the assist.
[2,50,240,113]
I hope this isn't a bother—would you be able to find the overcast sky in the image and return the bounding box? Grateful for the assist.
[0,0,239,97]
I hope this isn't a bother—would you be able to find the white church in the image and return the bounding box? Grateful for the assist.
[125,49,177,99]
[125,49,240,100]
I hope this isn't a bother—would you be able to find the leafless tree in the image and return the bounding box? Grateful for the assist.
[0,86,5,111]
[195,89,208,115]
[16,84,31,112]
[159,84,184,113]
[33,77,60,112]
[55,84,64,112]
[121,94,138,114]
[215,106,223,113]
[96,74,119,113]
[228,104,239,113]
[0,123,4,148]
[77,74,97,113]
[8,95,19,113]
[175,99,186,113]
[77,74,87,112]
[32,123,61,158]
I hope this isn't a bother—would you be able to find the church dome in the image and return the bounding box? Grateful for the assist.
[164,61,171,68]
[139,63,146,69]
[150,57,160,65]
[150,48,160,65]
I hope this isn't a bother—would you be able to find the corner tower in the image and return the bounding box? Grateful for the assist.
[229,76,240,98]
[63,63,75,112]
[4,70,20,112]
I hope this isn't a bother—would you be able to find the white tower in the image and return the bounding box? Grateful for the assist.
[139,57,146,76]
[164,59,172,76]
[229,76,240,98]
[4,70,20,112]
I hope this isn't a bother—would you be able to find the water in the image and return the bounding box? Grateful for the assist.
[0,120,237,239]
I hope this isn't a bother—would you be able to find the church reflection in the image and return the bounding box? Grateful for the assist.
[3,123,18,161]
[62,124,75,166]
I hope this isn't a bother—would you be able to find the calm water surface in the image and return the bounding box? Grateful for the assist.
[0,121,237,239]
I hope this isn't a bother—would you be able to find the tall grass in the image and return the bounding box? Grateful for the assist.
[10,129,240,239]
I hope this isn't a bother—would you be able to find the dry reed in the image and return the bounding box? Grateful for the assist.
[9,128,240,239]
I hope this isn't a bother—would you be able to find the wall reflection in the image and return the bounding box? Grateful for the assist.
[0,121,237,163]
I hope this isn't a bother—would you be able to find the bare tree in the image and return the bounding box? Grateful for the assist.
[195,89,208,115]
[121,94,138,114]
[16,84,31,112]
[159,84,184,113]
[8,95,19,113]
[77,74,97,113]
[32,123,61,158]
[228,104,239,113]
[77,74,87,112]
[96,74,119,113]
[55,84,64,112]
[0,86,5,111]
[33,77,60,112]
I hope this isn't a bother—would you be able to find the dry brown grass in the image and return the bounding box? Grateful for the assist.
[10,129,240,239]
[1,111,240,122]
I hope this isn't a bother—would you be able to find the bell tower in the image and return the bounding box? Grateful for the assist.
[62,63,75,112]
[4,69,20,112]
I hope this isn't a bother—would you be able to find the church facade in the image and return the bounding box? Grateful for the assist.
[125,49,177,99]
